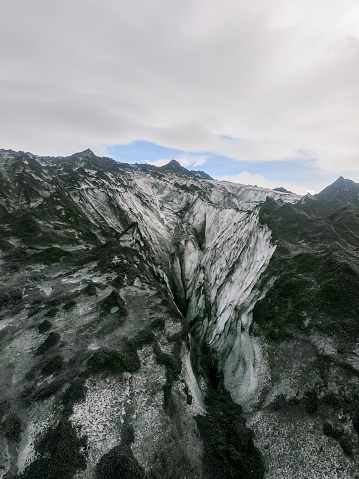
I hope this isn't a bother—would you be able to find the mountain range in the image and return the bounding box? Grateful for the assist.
[0,148,358,478]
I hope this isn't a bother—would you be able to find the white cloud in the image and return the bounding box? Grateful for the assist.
[217,172,316,196]
[192,156,208,167]
[0,0,359,178]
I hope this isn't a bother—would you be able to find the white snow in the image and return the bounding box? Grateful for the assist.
[37,284,53,296]
[185,351,205,413]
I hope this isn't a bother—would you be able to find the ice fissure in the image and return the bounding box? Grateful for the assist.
[106,169,300,410]
[167,201,279,409]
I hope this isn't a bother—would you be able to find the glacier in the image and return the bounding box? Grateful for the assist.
[1,150,359,479]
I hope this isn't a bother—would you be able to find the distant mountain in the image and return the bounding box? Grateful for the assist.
[159,159,213,180]
[0,148,358,478]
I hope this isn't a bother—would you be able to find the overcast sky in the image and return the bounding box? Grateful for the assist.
[1,0,359,194]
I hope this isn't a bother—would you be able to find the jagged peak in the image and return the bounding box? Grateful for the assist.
[160,159,184,171]
[328,176,353,187]
[71,148,96,157]
[159,159,213,180]
[318,176,358,196]
[83,148,95,155]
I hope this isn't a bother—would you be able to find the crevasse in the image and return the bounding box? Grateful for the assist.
[172,199,277,408]
[106,173,298,409]
[116,176,297,410]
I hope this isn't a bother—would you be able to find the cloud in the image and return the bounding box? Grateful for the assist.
[217,172,316,196]
[0,0,359,176]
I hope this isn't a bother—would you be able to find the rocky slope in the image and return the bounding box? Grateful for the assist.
[0,148,358,478]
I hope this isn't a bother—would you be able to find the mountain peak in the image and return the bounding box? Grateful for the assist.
[71,148,96,158]
[330,176,349,187]
[311,176,359,215]
[160,159,184,171]
[159,159,213,180]
[80,148,96,156]
[318,176,357,196]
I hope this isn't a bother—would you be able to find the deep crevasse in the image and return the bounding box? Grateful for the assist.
[179,203,276,408]
[122,176,298,410]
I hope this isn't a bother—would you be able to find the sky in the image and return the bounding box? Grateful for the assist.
[1,0,359,194]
